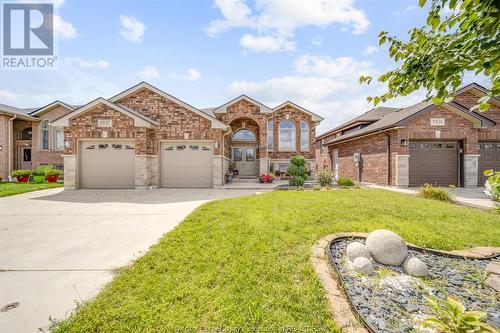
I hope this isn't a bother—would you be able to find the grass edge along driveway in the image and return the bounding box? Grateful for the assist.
[0,182,63,198]
[53,189,500,333]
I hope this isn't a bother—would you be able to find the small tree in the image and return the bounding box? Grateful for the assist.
[316,169,333,187]
[287,155,308,186]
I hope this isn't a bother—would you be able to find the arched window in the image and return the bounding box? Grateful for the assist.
[19,127,32,140]
[279,120,295,151]
[300,120,309,151]
[40,120,49,150]
[233,129,256,141]
[267,120,274,151]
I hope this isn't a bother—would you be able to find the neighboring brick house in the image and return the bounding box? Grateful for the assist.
[0,102,74,181]
[49,82,323,189]
[316,83,500,187]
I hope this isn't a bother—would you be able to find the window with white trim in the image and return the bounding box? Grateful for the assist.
[279,120,296,151]
[54,128,64,151]
[267,119,274,151]
[233,129,256,141]
[300,120,309,151]
[40,120,49,150]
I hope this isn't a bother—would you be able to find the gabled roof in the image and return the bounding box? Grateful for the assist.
[324,100,494,145]
[316,106,399,140]
[454,82,500,105]
[273,101,324,122]
[51,97,158,128]
[212,95,274,114]
[30,100,75,116]
[0,103,39,121]
[109,82,228,129]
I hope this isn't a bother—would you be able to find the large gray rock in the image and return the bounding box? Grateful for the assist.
[366,229,408,266]
[346,242,371,262]
[403,257,429,277]
[353,257,374,275]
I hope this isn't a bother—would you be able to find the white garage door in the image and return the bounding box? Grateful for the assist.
[160,141,213,188]
[80,141,135,189]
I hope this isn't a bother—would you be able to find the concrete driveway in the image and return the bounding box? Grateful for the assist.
[0,188,264,333]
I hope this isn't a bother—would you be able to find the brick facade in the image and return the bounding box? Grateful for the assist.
[323,90,500,187]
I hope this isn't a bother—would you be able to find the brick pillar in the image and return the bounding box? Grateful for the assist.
[259,158,270,175]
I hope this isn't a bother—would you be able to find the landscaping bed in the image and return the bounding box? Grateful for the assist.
[328,237,499,332]
[52,190,500,332]
[0,182,63,198]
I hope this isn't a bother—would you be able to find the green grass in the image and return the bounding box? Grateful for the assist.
[0,182,63,197]
[53,189,500,333]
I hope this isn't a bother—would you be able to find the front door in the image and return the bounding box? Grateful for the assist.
[20,147,32,170]
[233,147,257,176]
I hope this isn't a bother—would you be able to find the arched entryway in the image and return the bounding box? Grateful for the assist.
[229,117,259,177]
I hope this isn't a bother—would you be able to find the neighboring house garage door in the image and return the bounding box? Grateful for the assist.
[478,142,500,184]
[160,141,213,188]
[80,141,135,189]
[409,141,459,187]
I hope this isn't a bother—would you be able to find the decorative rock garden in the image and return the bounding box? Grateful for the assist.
[327,230,500,333]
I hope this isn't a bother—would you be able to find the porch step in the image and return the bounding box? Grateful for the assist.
[234,177,259,183]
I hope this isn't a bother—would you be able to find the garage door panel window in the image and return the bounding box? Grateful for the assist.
[86,145,96,150]
[176,145,186,150]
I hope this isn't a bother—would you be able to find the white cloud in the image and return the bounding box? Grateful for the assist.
[363,45,378,56]
[137,66,161,80]
[120,15,146,42]
[53,15,77,39]
[65,57,110,69]
[240,34,295,53]
[207,0,369,52]
[295,54,376,78]
[173,68,202,81]
[0,89,18,101]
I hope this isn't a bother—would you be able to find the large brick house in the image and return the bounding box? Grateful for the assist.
[0,101,75,180]
[40,82,322,189]
[316,83,500,187]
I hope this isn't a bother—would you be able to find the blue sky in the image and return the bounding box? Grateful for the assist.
[0,0,488,133]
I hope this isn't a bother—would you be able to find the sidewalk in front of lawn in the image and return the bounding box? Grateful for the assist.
[367,184,495,210]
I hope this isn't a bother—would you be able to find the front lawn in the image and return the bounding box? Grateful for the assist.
[54,189,500,332]
[0,182,63,197]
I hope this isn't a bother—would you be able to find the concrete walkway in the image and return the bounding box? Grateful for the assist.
[0,188,265,333]
[367,184,495,209]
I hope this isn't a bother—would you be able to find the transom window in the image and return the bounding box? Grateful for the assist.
[279,120,296,151]
[300,120,309,151]
[233,129,256,141]
[19,127,32,140]
[40,120,49,150]
[267,120,274,151]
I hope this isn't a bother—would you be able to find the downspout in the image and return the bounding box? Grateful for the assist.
[382,129,391,186]
[8,114,17,180]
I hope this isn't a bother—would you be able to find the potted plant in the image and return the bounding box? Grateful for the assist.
[31,168,46,183]
[229,161,239,176]
[11,169,31,182]
[45,169,63,183]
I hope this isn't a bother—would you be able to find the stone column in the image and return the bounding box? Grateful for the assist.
[259,157,270,175]
[62,154,78,190]
[135,155,158,189]
[464,154,479,188]
[308,160,317,179]
[213,156,224,187]
[396,154,409,187]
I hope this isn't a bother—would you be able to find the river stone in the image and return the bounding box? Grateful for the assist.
[403,257,429,277]
[353,257,374,275]
[346,242,371,262]
[366,229,408,266]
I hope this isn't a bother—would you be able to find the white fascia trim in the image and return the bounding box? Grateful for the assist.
[30,101,75,116]
[109,82,228,130]
[51,98,158,128]
[212,95,273,114]
[273,101,324,123]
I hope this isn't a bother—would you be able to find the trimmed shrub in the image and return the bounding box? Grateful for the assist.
[316,169,333,187]
[11,169,31,177]
[287,155,308,187]
[417,184,452,202]
[45,169,63,177]
[337,177,355,187]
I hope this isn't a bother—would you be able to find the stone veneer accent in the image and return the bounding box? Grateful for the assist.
[135,155,158,189]
[62,155,77,190]
[464,155,480,188]
[395,155,409,186]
